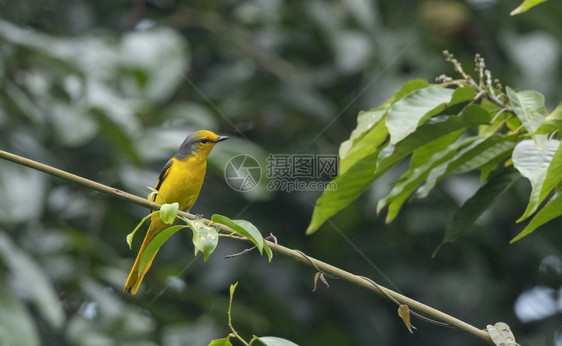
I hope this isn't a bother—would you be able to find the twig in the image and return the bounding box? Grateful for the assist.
[225,234,278,259]
[225,246,257,259]
[443,50,513,112]
[0,149,493,344]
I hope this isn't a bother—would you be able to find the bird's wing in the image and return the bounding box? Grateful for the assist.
[152,159,173,202]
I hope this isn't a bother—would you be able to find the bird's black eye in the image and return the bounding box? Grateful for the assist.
[200,139,209,144]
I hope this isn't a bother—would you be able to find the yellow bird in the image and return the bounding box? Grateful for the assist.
[124,130,228,295]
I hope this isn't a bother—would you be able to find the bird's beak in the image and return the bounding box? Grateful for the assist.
[215,135,229,143]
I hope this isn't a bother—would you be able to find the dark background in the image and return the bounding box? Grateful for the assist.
[1,0,561,345]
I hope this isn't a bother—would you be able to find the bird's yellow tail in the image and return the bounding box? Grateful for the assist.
[123,225,160,295]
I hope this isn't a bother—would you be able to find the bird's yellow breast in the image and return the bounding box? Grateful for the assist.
[154,155,207,212]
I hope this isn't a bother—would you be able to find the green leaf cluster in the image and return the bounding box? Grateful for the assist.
[308,73,562,247]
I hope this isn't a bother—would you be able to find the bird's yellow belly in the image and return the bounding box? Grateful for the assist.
[155,157,207,212]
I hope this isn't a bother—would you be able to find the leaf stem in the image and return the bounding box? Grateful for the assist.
[228,282,248,345]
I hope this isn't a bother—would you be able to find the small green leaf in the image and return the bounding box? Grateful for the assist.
[230,281,238,296]
[339,115,388,175]
[138,225,186,275]
[479,158,499,181]
[506,116,522,131]
[415,136,485,199]
[159,202,179,224]
[187,220,219,261]
[339,105,388,161]
[447,137,516,176]
[257,336,300,346]
[386,87,455,144]
[208,337,233,346]
[435,167,520,255]
[506,87,548,147]
[126,212,154,249]
[231,219,263,252]
[393,79,430,100]
[511,190,562,243]
[512,139,560,221]
[540,140,562,201]
[479,112,508,137]
[228,282,237,328]
[147,186,165,203]
[510,0,548,15]
[449,86,476,105]
[410,129,464,170]
[536,102,562,134]
[307,150,380,234]
[211,215,264,254]
[263,240,273,262]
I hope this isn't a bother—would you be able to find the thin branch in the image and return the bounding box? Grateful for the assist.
[0,149,494,344]
[470,78,512,112]
[0,149,163,212]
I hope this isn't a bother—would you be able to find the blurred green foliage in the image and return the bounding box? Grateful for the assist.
[1,1,562,345]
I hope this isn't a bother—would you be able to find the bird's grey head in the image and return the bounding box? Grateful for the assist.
[174,130,228,159]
